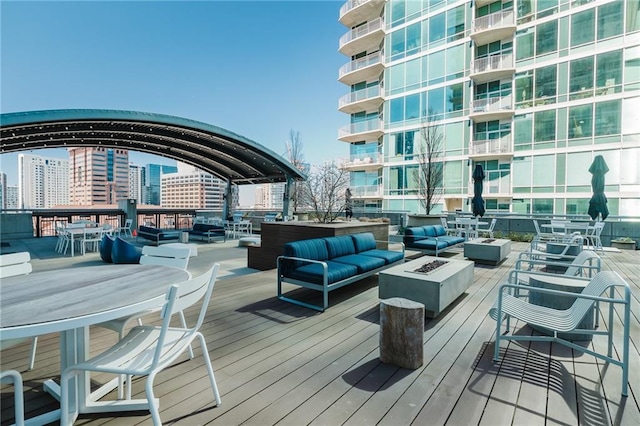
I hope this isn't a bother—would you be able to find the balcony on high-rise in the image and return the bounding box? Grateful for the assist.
[338,85,383,114]
[341,153,383,170]
[338,52,384,85]
[339,17,385,57]
[469,95,514,121]
[351,184,383,199]
[471,9,516,46]
[469,134,513,159]
[339,0,385,27]
[338,118,383,143]
[470,53,515,84]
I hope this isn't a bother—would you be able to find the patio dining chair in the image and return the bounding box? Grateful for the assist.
[0,252,38,371]
[0,370,25,426]
[60,264,222,425]
[585,221,605,254]
[477,218,497,239]
[532,220,559,242]
[116,218,133,238]
[489,271,631,396]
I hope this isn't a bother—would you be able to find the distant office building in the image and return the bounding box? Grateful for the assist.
[338,0,640,216]
[144,163,178,205]
[255,183,285,209]
[128,163,145,202]
[161,164,226,209]
[5,185,18,209]
[18,153,69,208]
[0,172,6,209]
[68,147,128,206]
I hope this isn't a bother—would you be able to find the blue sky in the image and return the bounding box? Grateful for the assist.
[0,0,348,203]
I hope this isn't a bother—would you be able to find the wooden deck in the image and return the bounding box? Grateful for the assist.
[1,240,639,425]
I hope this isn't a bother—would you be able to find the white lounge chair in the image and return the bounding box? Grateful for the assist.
[60,264,222,425]
[489,271,631,396]
[0,252,38,371]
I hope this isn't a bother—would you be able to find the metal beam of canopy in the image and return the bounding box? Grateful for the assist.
[1,109,306,219]
[0,109,306,186]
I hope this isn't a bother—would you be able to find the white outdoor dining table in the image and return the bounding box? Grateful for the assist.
[448,219,488,241]
[0,263,190,425]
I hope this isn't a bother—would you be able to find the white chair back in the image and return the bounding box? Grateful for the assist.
[140,245,191,271]
[0,252,32,279]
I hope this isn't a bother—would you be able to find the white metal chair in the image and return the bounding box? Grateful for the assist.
[0,370,25,426]
[60,264,222,425]
[519,234,584,264]
[509,250,602,290]
[440,217,455,236]
[0,252,38,371]
[81,226,106,255]
[532,219,559,242]
[116,218,133,238]
[477,218,497,238]
[489,271,631,396]
[585,221,605,253]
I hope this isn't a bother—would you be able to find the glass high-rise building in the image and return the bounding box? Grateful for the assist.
[144,163,178,205]
[338,0,640,216]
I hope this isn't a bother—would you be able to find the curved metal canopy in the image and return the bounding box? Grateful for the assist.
[0,109,306,185]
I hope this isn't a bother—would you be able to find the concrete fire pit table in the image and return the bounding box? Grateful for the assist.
[379,256,474,318]
[463,238,511,265]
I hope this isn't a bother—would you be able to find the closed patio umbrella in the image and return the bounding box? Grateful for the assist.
[588,155,609,221]
[471,164,486,218]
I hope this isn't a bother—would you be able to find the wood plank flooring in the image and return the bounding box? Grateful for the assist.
[1,241,639,425]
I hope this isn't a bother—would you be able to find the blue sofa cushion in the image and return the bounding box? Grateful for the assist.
[324,235,356,258]
[287,260,358,285]
[422,226,437,237]
[437,235,465,245]
[111,237,142,264]
[283,238,329,273]
[331,254,385,273]
[99,234,114,263]
[350,233,377,253]
[411,239,450,251]
[404,227,427,245]
[139,225,160,235]
[359,249,404,265]
[192,223,224,233]
[433,225,447,237]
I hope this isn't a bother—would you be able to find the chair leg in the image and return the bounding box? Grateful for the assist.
[197,333,221,406]
[27,337,37,371]
[145,373,162,426]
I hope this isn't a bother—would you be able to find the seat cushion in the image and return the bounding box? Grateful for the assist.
[437,235,465,245]
[411,238,449,251]
[350,233,377,253]
[324,236,356,258]
[422,226,438,237]
[287,260,358,285]
[99,234,114,263]
[111,237,143,264]
[404,227,426,246]
[359,249,404,265]
[433,225,447,237]
[331,254,385,273]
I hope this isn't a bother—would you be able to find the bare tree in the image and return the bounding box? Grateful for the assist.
[414,114,444,214]
[285,129,307,213]
[304,161,349,223]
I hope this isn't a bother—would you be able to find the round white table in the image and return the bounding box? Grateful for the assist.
[1,264,190,425]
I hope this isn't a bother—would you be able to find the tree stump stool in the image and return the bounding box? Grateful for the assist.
[379,297,424,369]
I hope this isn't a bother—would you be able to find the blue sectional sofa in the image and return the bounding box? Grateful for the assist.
[277,232,405,311]
[188,223,226,243]
[403,225,465,256]
[137,225,180,245]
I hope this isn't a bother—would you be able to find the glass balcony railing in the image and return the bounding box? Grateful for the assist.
[338,119,382,139]
[472,9,515,33]
[471,95,513,114]
[339,0,379,20]
[471,135,512,155]
[351,184,383,198]
[341,153,383,167]
[339,52,382,79]
[339,17,384,49]
[338,85,381,109]
[472,53,514,75]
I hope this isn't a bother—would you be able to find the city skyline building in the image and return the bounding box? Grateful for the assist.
[160,163,227,209]
[337,0,640,216]
[144,163,178,205]
[5,185,18,209]
[68,147,129,205]
[254,183,286,210]
[128,163,145,202]
[0,173,6,209]
[17,153,69,209]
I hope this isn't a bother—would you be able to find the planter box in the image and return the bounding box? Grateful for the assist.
[379,256,474,318]
[611,240,636,250]
[407,215,443,227]
[464,238,511,265]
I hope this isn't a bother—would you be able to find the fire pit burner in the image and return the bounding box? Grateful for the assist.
[480,239,496,244]
[412,260,448,274]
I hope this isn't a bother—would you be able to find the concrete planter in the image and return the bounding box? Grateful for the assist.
[611,240,636,250]
[407,215,442,227]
